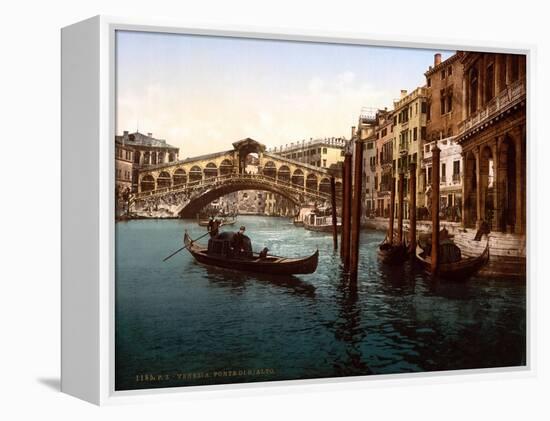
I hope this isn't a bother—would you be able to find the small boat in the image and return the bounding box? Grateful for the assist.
[184,232,319,275]
[197,216,237,227]
[415,236,490,280]
[378,238,408,265]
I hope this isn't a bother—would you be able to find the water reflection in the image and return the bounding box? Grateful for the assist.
[201,264,316,298]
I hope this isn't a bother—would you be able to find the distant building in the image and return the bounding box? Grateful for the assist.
[269,137,347,169]
[392,87,428,217]
[115,138,134,193]
[356,108,378,217]
[374,109,395,217]
[421,137,463,221]
[424,52,465,141]
[114,131,180,192]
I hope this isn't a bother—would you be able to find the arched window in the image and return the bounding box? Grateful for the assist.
[189,165,202,182]
[278,165,290,184]
[204,162,218,179]
[140,174,155,192]
[306,173,318,190]
[173,168,187,186]
[291,169,304,187]
[319,177,331,194]
[157,171,171,189]
[262,161,276,179]
[219,159,233,175]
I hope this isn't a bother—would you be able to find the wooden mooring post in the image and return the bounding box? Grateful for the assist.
[397,171,404,246]
[350,139,364,281]
[431,144,441,274]
[388,177,396,244]
[408,162,417,253]
[341,150,353,271]
[330,176,338,251]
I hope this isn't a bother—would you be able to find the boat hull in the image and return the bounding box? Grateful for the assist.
[378,243,408,265]
[415,238,489,280]
[184,233,318,275]
[304,223,341,233]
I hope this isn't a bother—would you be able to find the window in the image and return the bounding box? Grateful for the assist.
[469,68,479,114]
[440,89,446,115]
[415,103,418,115]
[322,148,327,154]
[448,65,453,76]
[427,103,431,120]
[421,101,427,113]
[413,127,418,141]
[427,167,432,184]
[367,142,374,150]
[427,77,431,87]
[447,89,453,113]
[322,159,326,167]
[510,55,520,82]
[340,150,345,156]
[453,160,460,175]
[441,163,446,178]
[441,69,446,79]
[421,127,427,141]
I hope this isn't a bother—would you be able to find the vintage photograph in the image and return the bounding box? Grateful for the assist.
[114,30,526,391]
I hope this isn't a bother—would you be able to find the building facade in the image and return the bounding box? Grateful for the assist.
[391,87,428,217]
[456,52,526,234]
[421,137,463,221]
[269,137,347,169]
[374,109,395,217]
[115,131,180,192]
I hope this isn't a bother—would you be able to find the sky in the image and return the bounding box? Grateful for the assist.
[116,30,452,158]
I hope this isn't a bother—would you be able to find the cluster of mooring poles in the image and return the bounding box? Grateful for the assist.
[336,129,363,282]
[331,133,442,279]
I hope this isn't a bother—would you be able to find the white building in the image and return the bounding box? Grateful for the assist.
[421,136,463,221]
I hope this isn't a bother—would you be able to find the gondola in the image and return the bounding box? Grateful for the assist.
[197,216,237,227]
[378,237,408,265]
[415,236,490,280]
[183,232,319,276]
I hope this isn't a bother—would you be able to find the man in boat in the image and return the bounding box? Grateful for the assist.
[231,226,252,257]
[207,217,221,238]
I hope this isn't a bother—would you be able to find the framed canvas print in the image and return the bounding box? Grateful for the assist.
[61,16,532,405]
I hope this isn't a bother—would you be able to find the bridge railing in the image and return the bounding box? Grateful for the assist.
[133,173,340,202]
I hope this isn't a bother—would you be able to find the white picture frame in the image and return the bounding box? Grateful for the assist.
[61,15,534,405]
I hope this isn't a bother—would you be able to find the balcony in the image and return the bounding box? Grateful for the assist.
[452,173,461,184]
[458,78,526,136]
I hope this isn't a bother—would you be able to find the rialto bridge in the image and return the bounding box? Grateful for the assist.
[131,138,343,218]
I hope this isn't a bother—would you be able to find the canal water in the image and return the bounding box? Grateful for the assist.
[115,215,526,390]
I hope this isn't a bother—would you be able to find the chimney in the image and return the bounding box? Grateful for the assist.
[400,89,408,98]
[434,53,441,66]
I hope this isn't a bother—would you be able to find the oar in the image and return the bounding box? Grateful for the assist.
[162,231,210,262]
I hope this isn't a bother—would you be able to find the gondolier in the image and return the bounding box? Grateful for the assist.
[207,217,221,237]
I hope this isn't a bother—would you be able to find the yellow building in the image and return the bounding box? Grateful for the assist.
[268,137,347,169]
[391,87,428,217]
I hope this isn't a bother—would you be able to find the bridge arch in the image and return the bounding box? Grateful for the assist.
[219,159,233,175]
[189,165,203,182]
[319,177,331,194]
[173,168,187,186]
[262,161,277,179]
[178,179,301,218]
[140,174,155,192]
[306,173,318,191]
[278,165,290,184]
[157,171,172,189]
[291,169,304,187]
[204,162,218,179]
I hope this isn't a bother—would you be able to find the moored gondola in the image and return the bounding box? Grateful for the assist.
[378,237,408,265]
[183,232,319,275]
[415,236,489,280]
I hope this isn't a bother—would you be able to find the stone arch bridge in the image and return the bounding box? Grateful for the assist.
[131,138,342,218]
